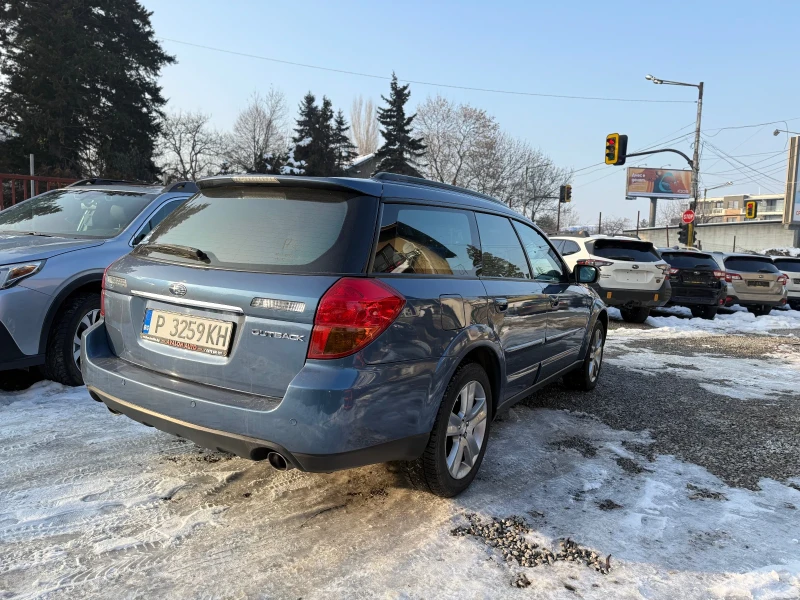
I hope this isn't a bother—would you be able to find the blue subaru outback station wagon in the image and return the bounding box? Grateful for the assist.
[83,173,607,497]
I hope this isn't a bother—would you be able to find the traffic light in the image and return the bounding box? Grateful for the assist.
[677,223,689,245]
[604,133,628,166]
[745,200,758,219]
[559,184,572,203]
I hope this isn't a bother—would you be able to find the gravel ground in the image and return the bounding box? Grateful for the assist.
[526,329,800,490]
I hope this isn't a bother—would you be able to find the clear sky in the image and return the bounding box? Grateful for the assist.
[140,0,800,224]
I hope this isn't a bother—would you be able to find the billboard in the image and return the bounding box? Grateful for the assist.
[783,136,800,224]
[626,167,692,199]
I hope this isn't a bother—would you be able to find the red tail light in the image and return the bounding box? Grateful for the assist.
[100,266,109,317]
[777,273,789,286]
[577,259,613,268]
[668,268,679,275]
[308,278,405,359]
[713,270,726,280]
[726,273,742,282]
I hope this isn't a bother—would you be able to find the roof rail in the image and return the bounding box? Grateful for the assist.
[68,178,156,187]
[371,172,505,206]
[162,181,198,194]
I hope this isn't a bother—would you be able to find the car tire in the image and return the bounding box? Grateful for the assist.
[407,362,492,498]
[620,307,650,323]
[44,292,101,386]
[563,321,605,391]
[747,305,770,317]
[690,306,718,320]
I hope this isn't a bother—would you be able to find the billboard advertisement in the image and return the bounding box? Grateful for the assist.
[625,168,692,199]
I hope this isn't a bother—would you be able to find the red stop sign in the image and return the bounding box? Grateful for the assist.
[682,209,695,224]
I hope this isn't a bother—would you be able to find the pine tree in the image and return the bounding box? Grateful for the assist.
[332,110,357,175]
[373,73,426,176]
[0,0,174,179]
[289,93,338,176]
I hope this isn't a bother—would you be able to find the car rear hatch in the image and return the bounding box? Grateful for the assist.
[662,252,723,295]
[724,256,783,296]
[585,238,666,290]
[773,258,800,293]
[102,178,380,399]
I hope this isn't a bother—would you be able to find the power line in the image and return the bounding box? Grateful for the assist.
[703,138,784,183]
[158,37,697,104]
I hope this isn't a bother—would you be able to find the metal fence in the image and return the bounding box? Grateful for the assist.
[0,173,77,210]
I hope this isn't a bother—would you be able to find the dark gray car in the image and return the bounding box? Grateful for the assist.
[82,173,607,497]
[0,179,196,384]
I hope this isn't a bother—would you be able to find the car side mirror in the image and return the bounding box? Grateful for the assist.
[575,265,599,284]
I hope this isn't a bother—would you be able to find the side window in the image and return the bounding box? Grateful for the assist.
[552,239,566,253]
[562,241,581,256]
[133,199,183,244]
[512,222,565,282]
[372,204,480,276]
[474,213,531,279]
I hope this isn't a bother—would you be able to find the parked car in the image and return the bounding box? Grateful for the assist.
[658,249,727,319]
[551,235,670,323]
[770,256,800,310]
[711,252,788,315]
[0,178,197,384]
[82,173,608,497]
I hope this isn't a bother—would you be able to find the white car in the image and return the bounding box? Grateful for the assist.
[771,256,800,310]
[551,235,671,323]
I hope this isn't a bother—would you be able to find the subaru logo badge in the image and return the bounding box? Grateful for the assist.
[631,264,640,269]
[169,283,187,296]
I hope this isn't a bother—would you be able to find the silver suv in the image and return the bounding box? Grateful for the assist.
[0,179,196,384]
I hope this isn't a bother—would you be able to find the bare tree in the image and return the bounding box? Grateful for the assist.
[349,95,379,155]
[516,148,573,222]
[657,199,690,226]
[158,111,224,181]
[601,216,632,235]
[415,95,498,186]
[225,88,289,172]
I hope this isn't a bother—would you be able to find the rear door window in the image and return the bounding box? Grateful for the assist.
[137,187,377,274]
[588,239,661,262]
[133,198,185,245]
[661,253,719,269]
[773,258,800,273]
[512,222,565,282]
[562,240,581,256]
[724,257,780,273]
[475,213,531,279]
[372,204,480,276]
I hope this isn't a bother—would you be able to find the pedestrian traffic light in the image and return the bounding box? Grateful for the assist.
[604,133,628,166]
[745,200,758,219]
[559,184,572,203]
[677,223,689,245]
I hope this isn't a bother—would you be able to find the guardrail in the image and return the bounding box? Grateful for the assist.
[0,173,78,209]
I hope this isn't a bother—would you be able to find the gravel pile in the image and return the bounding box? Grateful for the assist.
[452,514,611,574]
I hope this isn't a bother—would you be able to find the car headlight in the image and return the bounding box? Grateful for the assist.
[0,261,44,289]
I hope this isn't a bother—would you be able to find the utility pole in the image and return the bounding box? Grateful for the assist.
[29,154,35,198]
[648,197,657,227]
[690,82,704,218]
[598,212,602,235]
[636,210,640,237]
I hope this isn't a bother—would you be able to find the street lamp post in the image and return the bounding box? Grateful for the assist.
[645,75,704,211]
[699,181,733,223]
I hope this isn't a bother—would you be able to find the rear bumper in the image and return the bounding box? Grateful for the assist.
[591,279,671,308]
[726,295,787,308]
[81,320,439,471]
[669,285,726,307]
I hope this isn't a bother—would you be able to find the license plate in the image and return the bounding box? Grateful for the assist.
[685,280,705,285]
[793,278,800,284]
[747,280,770,287]
[141,309,234,356]
[617,271,646,283]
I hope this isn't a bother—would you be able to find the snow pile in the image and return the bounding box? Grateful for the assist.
[608,306,800,338]
[763,247,800,257]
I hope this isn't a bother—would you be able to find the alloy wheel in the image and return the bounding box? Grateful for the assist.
[445,380,488,479]
[588,327,604,382]
[73,309,101,369]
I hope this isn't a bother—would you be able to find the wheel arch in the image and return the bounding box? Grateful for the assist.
[39,273,103,354]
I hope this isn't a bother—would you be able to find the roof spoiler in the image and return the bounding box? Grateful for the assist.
[196,174,382,196]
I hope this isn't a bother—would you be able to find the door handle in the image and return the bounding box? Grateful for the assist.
[549,295,560,307]
[493,297,509,311]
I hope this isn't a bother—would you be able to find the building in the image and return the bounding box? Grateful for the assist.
[695,193,784,223]
[344,153,378,178]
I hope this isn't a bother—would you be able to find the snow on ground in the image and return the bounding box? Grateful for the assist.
[608,305,800,338]
[2,374,800,598]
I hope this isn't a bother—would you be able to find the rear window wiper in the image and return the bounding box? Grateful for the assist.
[143,243,210,263]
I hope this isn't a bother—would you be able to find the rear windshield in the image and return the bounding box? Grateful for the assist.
[0,189,153,238]
[773,258,800,273]
[588,239,661,262]
[661,253,718,269]
[137,187,377,274]
[724,257,780,273]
